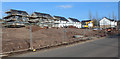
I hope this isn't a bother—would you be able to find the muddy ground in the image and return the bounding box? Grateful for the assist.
[2,26,115,52]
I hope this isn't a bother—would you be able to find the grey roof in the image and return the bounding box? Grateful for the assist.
[81,20,91,22]
[54,16,68,21]
[104,17,117,22]
[32,12,53,19]
[6,9,29,15]
[68,17,80,22]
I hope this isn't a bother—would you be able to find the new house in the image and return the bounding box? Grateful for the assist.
[3,9,29,27]
[117,20,120,30]
[53,16,69,28]
[67,17,81,28]
[99,17,117,29]
[30,12,54,28]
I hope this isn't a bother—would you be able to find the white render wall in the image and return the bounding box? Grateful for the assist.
[34,17,82,28]
[99,18,117,27]
[53,20,81,28]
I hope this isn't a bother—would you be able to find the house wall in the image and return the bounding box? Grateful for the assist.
[99,18,117,29]
[67,19,73,23]
[4,10,29,27]
[100,25,111,29]
[99,18,111,25]
[117,21,120,30]
[52,21,81,28]
[65,18,81,28]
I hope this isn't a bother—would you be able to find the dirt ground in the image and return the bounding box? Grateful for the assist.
[2,25,110,52]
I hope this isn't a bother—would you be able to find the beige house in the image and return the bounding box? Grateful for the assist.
[3,9,29,27]
[30,12,54,28]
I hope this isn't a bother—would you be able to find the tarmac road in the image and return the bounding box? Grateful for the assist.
[10,35,118,57]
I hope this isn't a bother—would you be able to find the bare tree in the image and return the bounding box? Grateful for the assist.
[96,11,98,20]
[108,13,111,19]
[92,16,97,26]
[114,15,117,27]
[118,1,120,30]
[112,11,114,19]
[89,10,92,20]
[114,16,117,20]
[96,11,99,28]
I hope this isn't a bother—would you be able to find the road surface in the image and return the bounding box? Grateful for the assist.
[10,35,118,57]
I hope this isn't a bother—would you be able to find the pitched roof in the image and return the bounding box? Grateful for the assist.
[81,20,91,22]
[104,17,117,22]
[54,16,68,21]
[3,14,27,19]
[68,18,80,22]
[6,9,28,15]
[32,12,53,19]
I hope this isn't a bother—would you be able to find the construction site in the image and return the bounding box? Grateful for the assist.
[1,25,119,53]
[0,9,120,57]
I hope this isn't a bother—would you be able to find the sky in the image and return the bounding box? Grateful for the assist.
[1,0,120,2]
[1,2,119,21]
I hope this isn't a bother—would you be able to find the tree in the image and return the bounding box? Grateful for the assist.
[0,18,3,21]
[96,11,99,27]
[112,11,114,19]
[114,16,117,21]
[108,13,111,19]
[89,10,92,20]
[92,17,98,26]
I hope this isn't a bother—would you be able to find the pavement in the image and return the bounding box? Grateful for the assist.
[9,35,118,57]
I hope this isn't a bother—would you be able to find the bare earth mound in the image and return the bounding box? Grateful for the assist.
[2,26,106,52]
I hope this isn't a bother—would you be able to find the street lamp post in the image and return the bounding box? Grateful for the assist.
[28,17,38,51]
[29,23,33,50]
[63,24,66,42]
[0,23,2,54]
